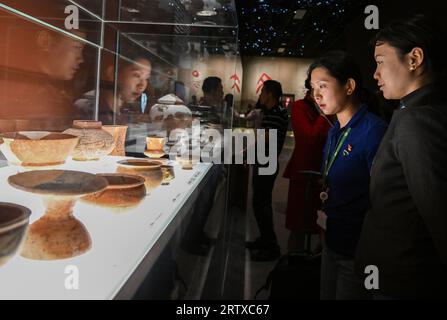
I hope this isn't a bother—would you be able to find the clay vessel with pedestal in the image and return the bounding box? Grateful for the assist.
[116,159,163,194]
[82,173,146,209]
[144,135,166,159]
[8,170,108,260]
[63,120,114,161]
[0,202,31,266]
[102,125,128,156]
[21,197,91,260]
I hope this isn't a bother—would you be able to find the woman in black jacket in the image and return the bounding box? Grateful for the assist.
[356,15,447,299]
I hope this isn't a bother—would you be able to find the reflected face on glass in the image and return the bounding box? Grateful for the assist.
[374,42,413,100]
[214,83,224,101]
[119,58,151,103]
[259,86,271,107]
[45,33,85,81]
[311,67,349,115]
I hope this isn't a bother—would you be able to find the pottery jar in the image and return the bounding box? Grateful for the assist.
[63,120,114,161]
[102,125,128,156]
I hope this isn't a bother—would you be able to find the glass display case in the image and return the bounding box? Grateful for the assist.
[0,0,239,299]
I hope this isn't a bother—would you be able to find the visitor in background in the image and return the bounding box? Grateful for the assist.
[283,77,332,254]
[246,80,289,261]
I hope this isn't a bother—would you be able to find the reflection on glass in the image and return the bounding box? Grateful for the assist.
[75,51,152,125]
[0,7,98,132]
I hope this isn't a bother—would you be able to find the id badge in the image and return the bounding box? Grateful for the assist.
[317,210,327,230]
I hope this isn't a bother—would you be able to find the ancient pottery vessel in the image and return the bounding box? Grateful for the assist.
[8,170,108,260]
[63,120,114,161]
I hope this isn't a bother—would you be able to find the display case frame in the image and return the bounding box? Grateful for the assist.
[0,0,239,300]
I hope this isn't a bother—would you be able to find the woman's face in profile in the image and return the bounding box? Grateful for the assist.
[373,42,414,100]
[311,67,349,116]
[119,58,151,103]
[45,33,85,81]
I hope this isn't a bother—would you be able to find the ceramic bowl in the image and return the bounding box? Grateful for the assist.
[116,159,163,193]
[82,173,146,208]
[176,154,199,170]
[0,202,31,266]
[0,131,79,166]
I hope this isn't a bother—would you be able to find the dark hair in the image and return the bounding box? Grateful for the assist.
[373,15,446,80]
[308,50,363,94]
[262,80,283,100]
[202,76,222,94]
[224,93,234,106]
[308,50,379,111]
[304,76,312,91]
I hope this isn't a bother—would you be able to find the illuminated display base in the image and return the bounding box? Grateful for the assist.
[0,156,212,299]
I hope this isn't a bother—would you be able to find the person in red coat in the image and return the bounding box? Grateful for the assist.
[283,79,332,253]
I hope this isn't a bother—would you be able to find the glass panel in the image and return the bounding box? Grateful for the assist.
[112,0,237,27]
[0,3,100,132]
[0,0,239,299]
[111,9,239,298]
[109,31,239,154]
[0,0,102,46]
[69,0,104,19]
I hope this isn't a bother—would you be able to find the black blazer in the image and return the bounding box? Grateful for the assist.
[356,83,447,299]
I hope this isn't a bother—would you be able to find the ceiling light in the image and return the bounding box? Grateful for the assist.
[197,10,217,16]
[122,7,140,13]
[293,9,307,20]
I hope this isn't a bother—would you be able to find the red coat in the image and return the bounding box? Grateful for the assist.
[283,98,331,232]
[283,98,331,179]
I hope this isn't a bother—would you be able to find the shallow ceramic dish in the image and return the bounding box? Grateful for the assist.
[0,131,79,167]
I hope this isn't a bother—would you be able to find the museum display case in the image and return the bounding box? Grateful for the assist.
[0,0,239,299]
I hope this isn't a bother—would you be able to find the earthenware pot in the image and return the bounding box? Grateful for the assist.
[144,135,166,159]
[116,159,163,194]
[63,120,114,161]
[82,173,146,209]
[102,125,128,156]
